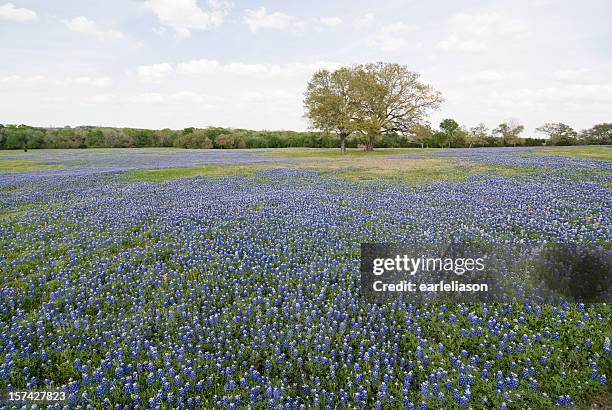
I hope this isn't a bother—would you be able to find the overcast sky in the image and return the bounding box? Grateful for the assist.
[1,0,610,134]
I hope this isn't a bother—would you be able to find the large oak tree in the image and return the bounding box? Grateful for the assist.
[352,63,443,151]
[304,62,443,152]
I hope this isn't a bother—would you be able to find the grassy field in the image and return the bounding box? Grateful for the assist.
[263,147,434,159]
[0,159,63,172]
[523,146,612,160]
[267,146,611,160]
[121,155,537,184]
[123,163,282,182]
[1,146,608,183]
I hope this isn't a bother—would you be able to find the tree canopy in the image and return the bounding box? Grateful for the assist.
[303,67,356,154]
[494,120,524,146]
[304,62,443,152]
[536,123,578,146]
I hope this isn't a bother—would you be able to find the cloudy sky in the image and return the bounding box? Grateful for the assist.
[1,0,610,134]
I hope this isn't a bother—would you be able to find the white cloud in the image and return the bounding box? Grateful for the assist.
[318,16,342,27]
[129,91,217,104]
[353,13,374,27]
[87,93,117,103]
[243,7,300,32]
[437,12,528,53]
[511,84,612,105]
[0,75,47,88]
[367,23,418,52]
[1,75,113,90]
[239,89,294,103]
[135,63,174,81]
[552,68,589,82]
[63,16,125,41]
[129,59,339,126]
[1,74,113,90]
[477,70,502,82]
[64,76,111,87]
[0,3,37,22]
[136,59,340,81]
[551,66,611,86]
[144,0,231,38]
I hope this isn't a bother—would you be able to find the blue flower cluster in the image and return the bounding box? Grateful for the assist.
[0,148,610,409]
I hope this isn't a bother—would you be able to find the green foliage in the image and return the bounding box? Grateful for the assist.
[304,62,444,152]
[536,123,578,146]
[439,119,468,147]
[303,68,357,153]
[0,124,45,149]
[0,120,607,151]
[493,120,525,146]
[440,118,459,135]
[173,129,213,149]
[215,133,246,149]
[579,123,612,145]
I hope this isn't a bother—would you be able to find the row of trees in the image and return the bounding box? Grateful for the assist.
[410,119,611,148]
[0,125,342,150]
[1,120,609,151]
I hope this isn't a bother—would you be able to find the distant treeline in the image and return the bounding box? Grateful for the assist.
[0,122,610,150]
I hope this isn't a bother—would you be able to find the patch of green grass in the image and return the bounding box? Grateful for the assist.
[320,166,461,184]
[264,147,433,159]
[123,163,280,182]
[524,146,612,160]
[0,209,26,221]
[0,159,62,172]
[298,157,535,184]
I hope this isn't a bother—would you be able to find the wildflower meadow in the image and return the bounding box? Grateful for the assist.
[0,146,610,409]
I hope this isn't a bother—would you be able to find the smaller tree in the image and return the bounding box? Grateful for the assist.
[536,123,577,146]
[410,124,433,148]
[493,120,524,146]
[439,119,460,148]
[173,129,213,149]
[155,128,178,147]
[467,123,489,147]
[216,133,246,149]
[431,131,448,148]
[579,123,612,145]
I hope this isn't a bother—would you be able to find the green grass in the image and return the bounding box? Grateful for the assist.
[267,146,612,161]
[320,163,534,184]
[123,163,279,182]
[0,159,62,172]
[525,146,612,160]
[122,156,537,184]
[0,209,26,221]
[319,166,462,184]
[298,157,535,184]
[264,147,433,159]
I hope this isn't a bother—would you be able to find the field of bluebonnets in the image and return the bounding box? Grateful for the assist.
[0,146,611,409]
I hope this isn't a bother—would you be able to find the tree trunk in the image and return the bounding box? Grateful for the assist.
[340,136,346,155]
[365,133,375,151]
